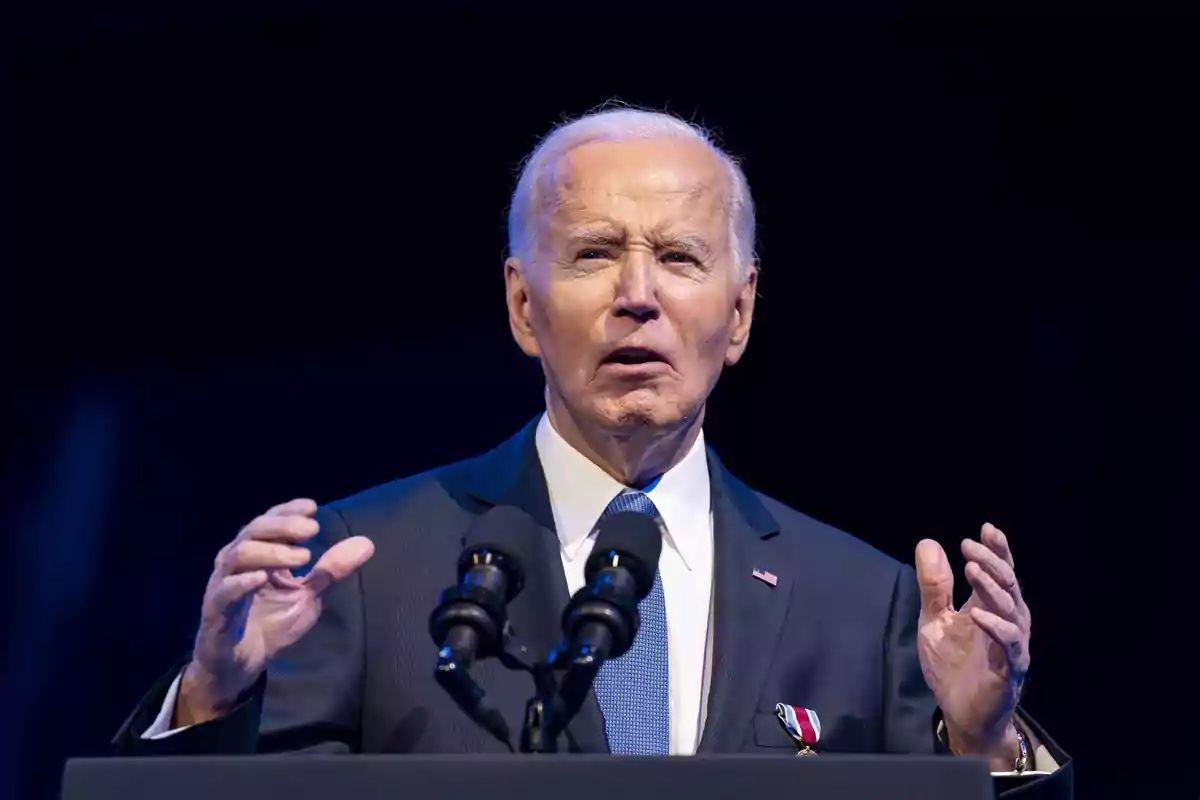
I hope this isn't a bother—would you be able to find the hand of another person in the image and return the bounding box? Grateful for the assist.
[177,498,374,726]
[914,523,1031,768]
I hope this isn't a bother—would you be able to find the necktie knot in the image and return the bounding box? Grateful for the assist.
[602,490,659,519]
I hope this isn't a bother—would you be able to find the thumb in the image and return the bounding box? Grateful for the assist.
[305,536,375,594]
[914,539,954,617]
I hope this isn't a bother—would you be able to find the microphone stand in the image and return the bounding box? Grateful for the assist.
[519,632,612,753]
[519,661,559,754]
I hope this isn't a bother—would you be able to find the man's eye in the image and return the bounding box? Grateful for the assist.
[577,249,610,260]
[662,252,696,264]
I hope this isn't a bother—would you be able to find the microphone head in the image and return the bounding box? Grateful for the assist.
[585,511,662,598]
[458,505,533,602]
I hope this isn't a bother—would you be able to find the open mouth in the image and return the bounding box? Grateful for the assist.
[602,347,670,367]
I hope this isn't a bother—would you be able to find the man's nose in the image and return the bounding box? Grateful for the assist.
[612,254,661,323]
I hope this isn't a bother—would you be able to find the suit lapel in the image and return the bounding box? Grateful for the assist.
[455,418,610,753]
[697,451,793,753]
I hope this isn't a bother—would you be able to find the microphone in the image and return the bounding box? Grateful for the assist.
[542,510,662,743]
[429,506,531,750]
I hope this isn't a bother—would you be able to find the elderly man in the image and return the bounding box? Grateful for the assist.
[116,108,1069,796]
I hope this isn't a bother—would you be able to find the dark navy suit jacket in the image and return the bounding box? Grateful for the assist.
[115,419,1070,798]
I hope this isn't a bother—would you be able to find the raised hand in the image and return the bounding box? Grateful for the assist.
[177,498,375,726]
[914,523,1030,766]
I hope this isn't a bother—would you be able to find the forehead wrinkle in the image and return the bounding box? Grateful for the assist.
[531,140,734,259]
[547,195,729,259]
[554,141,722,199]
[555,177,725,221]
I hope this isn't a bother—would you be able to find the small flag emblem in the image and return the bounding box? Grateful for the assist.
[751,568,778,587]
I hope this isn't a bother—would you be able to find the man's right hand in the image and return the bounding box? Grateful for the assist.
[176,498,375,727]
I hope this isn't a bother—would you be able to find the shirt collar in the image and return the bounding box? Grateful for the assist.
[535,412,711,571]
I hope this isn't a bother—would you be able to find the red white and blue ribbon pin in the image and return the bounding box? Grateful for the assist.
[776,703,821,756]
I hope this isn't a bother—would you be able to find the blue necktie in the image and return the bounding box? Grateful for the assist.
[591,490,670,755]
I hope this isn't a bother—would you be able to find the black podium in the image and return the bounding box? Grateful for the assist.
[62,754,994,800]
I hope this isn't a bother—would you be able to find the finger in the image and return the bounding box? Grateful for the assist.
[914,539,954,617]
[238,513,321,543]
[981,523,1015,569]
[205,570,269,620]
[965,536,1032,628]
[220,540,311,574]
[305,536,375,594]
[968,607,1031,675]
[961,539,1021,602]
[265,498,319,517]
[964,561,1017,619]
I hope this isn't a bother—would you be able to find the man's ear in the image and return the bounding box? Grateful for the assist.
[724,264,758,366]
[505,257,541,358]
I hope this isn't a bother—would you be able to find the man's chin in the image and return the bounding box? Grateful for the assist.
[590,391,697,434]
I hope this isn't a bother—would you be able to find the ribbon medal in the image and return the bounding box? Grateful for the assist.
[775,703,821,756]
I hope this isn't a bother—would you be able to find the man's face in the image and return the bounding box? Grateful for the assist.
[506,136,757,435]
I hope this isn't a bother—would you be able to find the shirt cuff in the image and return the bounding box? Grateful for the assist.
[140,671,195,740]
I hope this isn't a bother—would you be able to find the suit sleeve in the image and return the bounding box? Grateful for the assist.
[111,504,366,755]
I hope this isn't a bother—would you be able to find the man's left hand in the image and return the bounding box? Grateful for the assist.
[914,523,1030,767]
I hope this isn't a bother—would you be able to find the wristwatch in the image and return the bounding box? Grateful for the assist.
[936,720,1029,773]
[1012,725,1029,774]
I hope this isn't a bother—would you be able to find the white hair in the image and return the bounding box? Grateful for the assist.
[507,105,757,278]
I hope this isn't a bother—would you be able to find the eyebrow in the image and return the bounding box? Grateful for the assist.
[568,228,714,259]
[653,232,713,259]
[572,229,626,248]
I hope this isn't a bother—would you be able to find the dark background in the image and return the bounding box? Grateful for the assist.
[10,5,1197,799]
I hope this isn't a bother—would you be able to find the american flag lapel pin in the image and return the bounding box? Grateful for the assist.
[751,567,778,587]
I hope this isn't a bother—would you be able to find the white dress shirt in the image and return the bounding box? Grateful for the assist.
[535,412,713,756]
